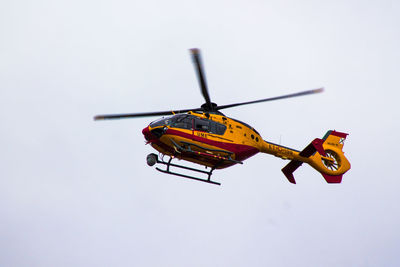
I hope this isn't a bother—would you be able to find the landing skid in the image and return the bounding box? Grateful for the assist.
[147,153,221,185]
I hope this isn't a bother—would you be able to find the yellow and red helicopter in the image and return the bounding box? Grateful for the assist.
[95,49,351,185]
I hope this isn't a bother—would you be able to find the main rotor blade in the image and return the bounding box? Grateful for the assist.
[190,48,213,110]
[216,88,324,110]
[94,108,201,120]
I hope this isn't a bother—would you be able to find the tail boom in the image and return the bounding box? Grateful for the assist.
[262,130,351,184]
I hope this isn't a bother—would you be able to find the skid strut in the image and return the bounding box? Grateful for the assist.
[147,153,221,185]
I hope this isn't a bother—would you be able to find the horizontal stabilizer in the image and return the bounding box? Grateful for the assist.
[281,138,326,184]
[282,160,302,184]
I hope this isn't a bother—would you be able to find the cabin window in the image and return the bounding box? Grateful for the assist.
[194,118,210,132]
[194,117,227,135]
[212,123,227,135]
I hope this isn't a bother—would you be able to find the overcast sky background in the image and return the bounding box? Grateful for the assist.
[1,0,400,266]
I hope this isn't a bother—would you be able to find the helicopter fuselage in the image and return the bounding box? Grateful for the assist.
[142,110,351,184]
[142,111,263,169]
[95,48,351,185]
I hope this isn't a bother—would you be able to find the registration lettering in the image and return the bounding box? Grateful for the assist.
[269,144,293,157]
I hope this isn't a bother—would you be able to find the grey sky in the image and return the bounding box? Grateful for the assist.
[1,0,399,266]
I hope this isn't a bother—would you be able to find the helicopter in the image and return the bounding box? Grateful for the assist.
[94,48,351,185]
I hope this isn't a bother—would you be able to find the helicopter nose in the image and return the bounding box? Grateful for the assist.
[142,126,155,141]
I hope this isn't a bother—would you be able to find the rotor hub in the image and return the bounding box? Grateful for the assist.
[201,102,218,111]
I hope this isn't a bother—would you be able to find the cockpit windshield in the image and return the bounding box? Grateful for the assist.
[149,114,193,129]
[149,114,226,135]
[149,116,173,128]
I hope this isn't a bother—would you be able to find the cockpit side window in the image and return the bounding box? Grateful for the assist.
[172,115,193,130]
